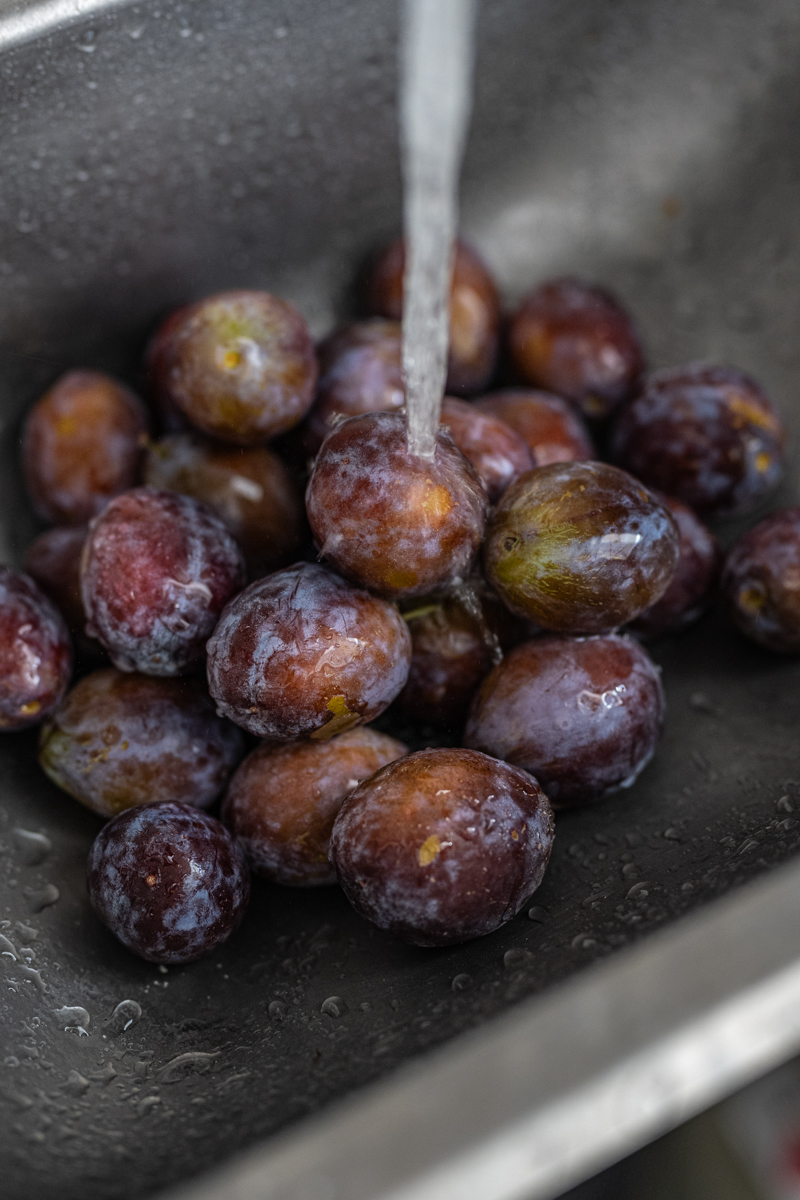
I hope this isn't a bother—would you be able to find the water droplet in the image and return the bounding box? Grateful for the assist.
[571,933,597,950]
[527,906,548,923]
[451,973,472,993]
[503,948,532,970]
[23,883,59,912]
[268,1000,285,1021]
[622,863,639,879]
[663,828,681,841]
[65,1069,90,1095]
[55,1005,90,1034]
[108,1000,142,1033]
[12,828,51,866]
[320,996,348,1018]
[778,795,794,813]
[627,881,649,900]
[158,1050,220,1083]
[739,838,759,854]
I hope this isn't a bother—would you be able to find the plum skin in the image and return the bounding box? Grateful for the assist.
[329,747,554,947]
[23,525,99,656]
[0,568,72,731]
[484,461,680,635]
[611,363,786,517]
[629,493,719,637]
[306,411,488,601]
[87,801,250,964]
[302,319,404,456]
[146,290,318,445]
[22,369,148,525]
[508,278,644,420]
[206,561,412,739]
[464,634,665,806]
[397,593,500,727]
[721,506,800,653]
[81,486,246,676]
[221,727,408,886]
[39,668,245,819]
[474,389,594,466]
[144,433,305,578]
[364,238,501,396]
[439,397,534,503]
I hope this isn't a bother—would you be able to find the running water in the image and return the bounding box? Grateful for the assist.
[400,0,478,459]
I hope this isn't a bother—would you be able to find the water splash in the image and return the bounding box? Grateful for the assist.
[400,0,477,458]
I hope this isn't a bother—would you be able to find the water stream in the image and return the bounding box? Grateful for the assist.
[400,0,477,459]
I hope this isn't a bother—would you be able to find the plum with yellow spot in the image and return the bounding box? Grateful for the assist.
[0,567,72,731]
[722,507,800,652]
[305,411,488,600]
[483,460,679,634]
[611,364,786,517]
[146,291,317,445]
[329,747,554,946]
[206,561,412,739]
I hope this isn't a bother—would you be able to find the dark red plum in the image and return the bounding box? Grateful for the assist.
[611,364,786,517]
[484,461,679,634]
[397,592,501,726]
[464,635,664,806]
[206,561,412,739]
[365,238,501,395]
[81,487,245,676]
[146,291,317,445]
[87,802,250,963]
[629,494,719,637]
[329,747,554,947]
[439,397,534,503]
[302,319,404,455]
[474,389,594,466]
[39,669,244,818]
[24,525,96,652]
[222,727,408,886]
[144,434,304,577]
[306,411,488,600]
[509,278,644,420]
[722,507,800,652]
[23,370,148,525]
[0,568,72,730]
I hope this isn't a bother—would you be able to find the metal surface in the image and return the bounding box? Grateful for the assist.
[2,1,800,1198]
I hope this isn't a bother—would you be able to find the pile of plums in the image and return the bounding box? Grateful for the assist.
[6,241,793,965]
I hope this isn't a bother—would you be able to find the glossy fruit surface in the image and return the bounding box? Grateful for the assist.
[87,802,250,963]
[146,291,317,445]
[81,487,245,676]
[722,507,800,652]
[464,634,664,806]
[22,370,147,525]
[509,278,644,420]
[474,389,594,465]
[24,525,95,651]
[611,364,786,517]
[306,411,488,600]
[439,396,534,502]
[302,319,404,455]
[222,727,408,886]
[144,434,304,577]
[630,493,719,637]
[40,669,244,818]
[365,238,501,395]
[484,461,679,634]
[207,561,412,739]
[329,747,554,947]
[0,568,72,730]
[397,592,501,726]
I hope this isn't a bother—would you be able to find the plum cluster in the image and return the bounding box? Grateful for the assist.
[9,245,794,964]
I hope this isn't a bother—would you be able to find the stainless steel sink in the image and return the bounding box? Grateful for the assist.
[3,2,800,1198]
